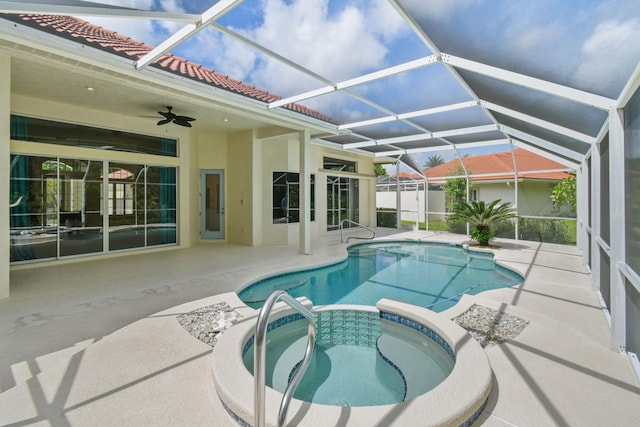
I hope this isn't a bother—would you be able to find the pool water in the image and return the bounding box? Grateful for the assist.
[239,241,522,311]
[242,309,455,406]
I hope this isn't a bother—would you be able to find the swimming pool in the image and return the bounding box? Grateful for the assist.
[239,241,523,311]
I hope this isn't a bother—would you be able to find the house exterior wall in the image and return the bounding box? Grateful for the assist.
[5,92,377,281]
[376,187,446,222]
[226,130,255,246]
[4,87,377,301]
[259,138,376,245]
[376,179,573,225]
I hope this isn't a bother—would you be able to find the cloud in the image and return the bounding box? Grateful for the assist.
[81,0,416,114]
[573,18,640,96]
[512,25,562,53]
[237,0,410,98]
[81,0,176,45]
[193,28,258,82]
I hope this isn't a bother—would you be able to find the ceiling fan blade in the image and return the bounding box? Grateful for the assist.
[158,111,174,120]
[173,119,192,127]
[157,119,172,125]
[174,115,196,122]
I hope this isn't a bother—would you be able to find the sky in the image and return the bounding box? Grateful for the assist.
[76,0,640,171]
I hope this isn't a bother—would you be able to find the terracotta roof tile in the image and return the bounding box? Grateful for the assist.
[3,14,340,126]
[395,149,571,181]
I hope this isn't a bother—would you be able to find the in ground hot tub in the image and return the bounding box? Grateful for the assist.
[212,298,492,426]
[241,307,455,407]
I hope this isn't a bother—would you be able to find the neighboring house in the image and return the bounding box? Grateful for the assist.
[377,149,574,221]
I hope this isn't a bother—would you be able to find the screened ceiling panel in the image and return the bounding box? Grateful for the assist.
[166,27,327,98]
[393,139,451,151]
[344,62,474,114]
[456,69,609,137]
[351,121,424,141]
[2,0,639,172]
[362,144,404,154]
[216,0,432,83]
[320,134,369,145]
[397,0,640,98]
[493,113,591,156]
[442,131,507,145]
[410,106,493,133]
[302,90,392,125]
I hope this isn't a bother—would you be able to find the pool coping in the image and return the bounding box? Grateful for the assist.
[211,298,492,427]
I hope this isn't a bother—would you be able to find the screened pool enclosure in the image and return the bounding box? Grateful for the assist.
[0,0,639,376]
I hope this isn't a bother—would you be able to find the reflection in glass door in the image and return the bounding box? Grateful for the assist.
[201,170,225,239]
[327,176,359,231]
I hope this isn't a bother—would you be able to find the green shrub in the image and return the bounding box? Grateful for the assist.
[493,220,516,239]
[518,218,572,244]
[376,209,397,228]
[446,219,467,234]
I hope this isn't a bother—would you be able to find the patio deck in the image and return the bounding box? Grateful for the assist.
[0,230,638,426]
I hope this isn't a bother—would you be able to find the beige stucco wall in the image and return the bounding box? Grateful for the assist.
[195,132,228,244]
[226,130,255,246]
[258,137,377,246]
[477,181,567,216]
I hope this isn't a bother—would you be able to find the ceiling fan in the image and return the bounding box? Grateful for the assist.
[156,106,196,127]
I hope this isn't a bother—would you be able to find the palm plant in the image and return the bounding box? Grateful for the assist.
[449,199,517,246]
[423,154,445,169]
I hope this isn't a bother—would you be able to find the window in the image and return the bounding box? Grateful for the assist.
[323,157,356,173]
[272,172,315,223]
[10,115,177,157]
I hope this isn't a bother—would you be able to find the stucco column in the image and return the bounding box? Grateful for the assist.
[0,54,10,299]
[299,129,311,254]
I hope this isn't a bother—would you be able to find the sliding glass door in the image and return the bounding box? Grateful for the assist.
[327,176,359,231]
[9,154,177,263]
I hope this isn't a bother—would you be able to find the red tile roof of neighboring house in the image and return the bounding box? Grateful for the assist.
[3,14,340,125]
[398,149,571,182]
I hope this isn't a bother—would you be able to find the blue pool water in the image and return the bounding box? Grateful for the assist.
[239,241,523,311]
[242,309,455,406]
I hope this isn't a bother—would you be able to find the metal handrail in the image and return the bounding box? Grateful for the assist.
[340,219,376,243]
[254,290,316,427]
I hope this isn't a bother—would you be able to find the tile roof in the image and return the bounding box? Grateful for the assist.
[3,14,340,125]
[401,149,571,182]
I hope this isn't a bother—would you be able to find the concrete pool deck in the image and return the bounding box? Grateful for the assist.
[1,230,639,426]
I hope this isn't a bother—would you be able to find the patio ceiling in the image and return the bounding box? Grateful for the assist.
[1,0,639,170]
